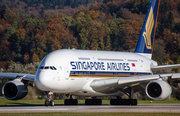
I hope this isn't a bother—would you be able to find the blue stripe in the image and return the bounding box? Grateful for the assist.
[70,71,151,77]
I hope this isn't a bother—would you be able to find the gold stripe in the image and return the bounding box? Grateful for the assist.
[149,12,154,40]
[147,13,153,45]
[151,0,160,54]
[144,7,154,49]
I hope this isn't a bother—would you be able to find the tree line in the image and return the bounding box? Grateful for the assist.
[0,0,180,70]
[1,0,103,9]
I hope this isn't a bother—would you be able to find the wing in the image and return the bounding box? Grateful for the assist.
[90,73,180,94]
[0,73,35,81]
[151,64,180,71]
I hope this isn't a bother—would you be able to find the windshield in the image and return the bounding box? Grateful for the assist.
[40,66,57,70]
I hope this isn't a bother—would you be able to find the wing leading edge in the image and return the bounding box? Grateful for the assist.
[151,64,180,71]
[0,73,35,81]
[90,73,180,94]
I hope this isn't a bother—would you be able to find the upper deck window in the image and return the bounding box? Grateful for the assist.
[127,60,138,62]
[79,58,90,60]
[98,58,124,61]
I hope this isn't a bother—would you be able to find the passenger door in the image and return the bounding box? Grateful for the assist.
[64,67,70,79]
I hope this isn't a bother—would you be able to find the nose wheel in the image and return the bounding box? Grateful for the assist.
[45,92,54,106]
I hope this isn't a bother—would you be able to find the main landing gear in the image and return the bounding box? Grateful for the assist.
[64,96,102,105]
[110,98,137,105]
[64,95,78,105]
[110,87,137,105]
[44,89,137,106]
[85,97,102,105]
[45,92,54,106]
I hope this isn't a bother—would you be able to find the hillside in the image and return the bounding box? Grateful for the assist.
[0,0,103,16]
[0,0,180,70]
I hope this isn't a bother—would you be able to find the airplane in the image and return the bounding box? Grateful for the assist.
[1,0,180,106]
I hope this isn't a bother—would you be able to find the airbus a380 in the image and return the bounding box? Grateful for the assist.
[1,0,180,106]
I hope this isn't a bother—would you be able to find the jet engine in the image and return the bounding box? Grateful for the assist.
[2,79,28,100]
[145,80,172,100]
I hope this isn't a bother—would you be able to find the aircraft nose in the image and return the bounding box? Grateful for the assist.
[35,71,51,91]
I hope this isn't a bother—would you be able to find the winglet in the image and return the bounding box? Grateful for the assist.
[134,0,160,59]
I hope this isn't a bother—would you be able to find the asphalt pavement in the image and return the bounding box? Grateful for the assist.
[0,104,180,113]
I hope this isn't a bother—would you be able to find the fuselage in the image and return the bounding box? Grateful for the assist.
[34,49,157,96]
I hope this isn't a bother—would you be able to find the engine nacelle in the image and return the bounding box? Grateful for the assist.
[2,79,28,100]
[146,80,172,100]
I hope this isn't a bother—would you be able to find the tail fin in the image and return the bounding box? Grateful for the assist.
[134,0,160,59]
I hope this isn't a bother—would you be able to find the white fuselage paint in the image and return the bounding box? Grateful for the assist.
[34,49,157,97]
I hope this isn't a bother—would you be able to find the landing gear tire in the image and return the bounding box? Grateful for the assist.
[85,99,102,105]
[45,100,49,106]
[44,92,54,106]
[112,87,137,105]
[50,100,55,106]
[110,99,137,105]
[110,99,122,105]
[64,99,78,105]
[124,99,131,105]
[45,100,54,106]
[131,99,137,105]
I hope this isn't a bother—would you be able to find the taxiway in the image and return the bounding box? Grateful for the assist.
[0,104,180,113]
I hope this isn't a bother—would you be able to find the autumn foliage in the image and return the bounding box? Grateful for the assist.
[0,0,180,67]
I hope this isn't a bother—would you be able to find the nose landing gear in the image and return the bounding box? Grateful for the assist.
[45,92,54,106]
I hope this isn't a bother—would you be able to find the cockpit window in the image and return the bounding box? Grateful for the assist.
[50,66,53,70]
[40,66,44,69]
[53,66,57,70]
[44,66,49,69]
[40,66,57,70]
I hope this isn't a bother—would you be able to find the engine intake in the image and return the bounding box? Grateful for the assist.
[146,80,172,100]
[2,79,28,100]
